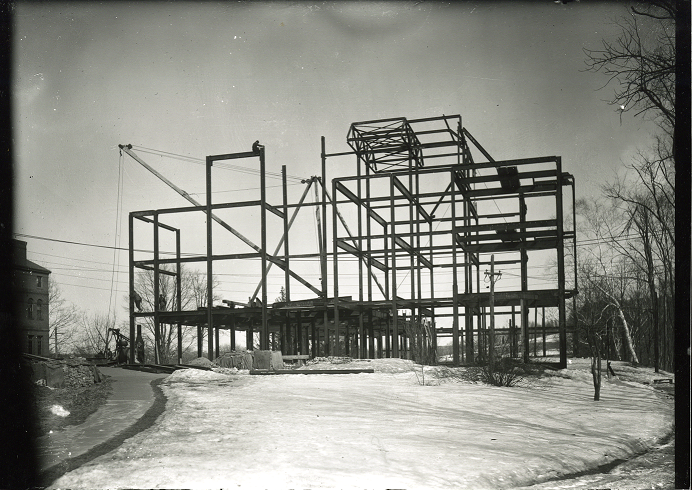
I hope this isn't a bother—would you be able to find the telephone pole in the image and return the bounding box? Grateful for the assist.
[485,254,502,372]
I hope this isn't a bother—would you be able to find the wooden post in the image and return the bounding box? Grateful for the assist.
[511,305,517,358]
[542,307,546,357]
[311,319,317,358]
[533,307,538,357]
[230,313,236,351]
[368,311,375,359]
[247,319,254,351]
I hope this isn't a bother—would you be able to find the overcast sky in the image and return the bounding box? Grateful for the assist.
[13,1,659,328]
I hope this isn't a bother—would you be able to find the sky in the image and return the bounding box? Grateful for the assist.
[13,1,661,330]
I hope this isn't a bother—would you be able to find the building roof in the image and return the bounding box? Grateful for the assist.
[12,239,51,274]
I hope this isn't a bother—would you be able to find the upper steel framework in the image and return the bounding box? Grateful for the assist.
[125,114,577,368]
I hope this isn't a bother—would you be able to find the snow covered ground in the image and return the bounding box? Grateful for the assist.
[49,358,673,489]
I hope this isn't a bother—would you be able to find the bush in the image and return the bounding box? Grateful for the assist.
[479,357,525,387]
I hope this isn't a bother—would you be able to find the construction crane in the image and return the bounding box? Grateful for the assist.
[105,328,130,364]
[118,144,322,298]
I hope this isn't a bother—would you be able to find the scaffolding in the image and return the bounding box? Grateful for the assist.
[125,114,577,368]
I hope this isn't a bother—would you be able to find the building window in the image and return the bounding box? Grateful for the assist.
[37,299,43,320]
[27,335,33,354]
[37,276,43,288]
[27,298,34,320]
[37,336,43,355]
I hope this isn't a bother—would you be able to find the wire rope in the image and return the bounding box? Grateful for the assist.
[129,145,307,183]
[107,151,124,320]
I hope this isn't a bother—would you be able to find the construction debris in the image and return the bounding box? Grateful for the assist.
[24,354,103,389]
[214,352,254,370]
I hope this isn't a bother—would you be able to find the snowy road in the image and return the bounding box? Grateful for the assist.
[49,359,673,489]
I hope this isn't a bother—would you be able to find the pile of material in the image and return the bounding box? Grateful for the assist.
[306,356,353,365]
[214,351,284,371]
[214,351,254,370]
[25,355,103,388]
[188,357,219,368]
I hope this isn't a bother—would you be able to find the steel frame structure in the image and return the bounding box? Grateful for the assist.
[126,114,577,368]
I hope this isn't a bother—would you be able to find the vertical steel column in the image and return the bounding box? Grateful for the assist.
[367,164,376,359]
[489,254,496,371]
[206,156,214,360]
[128,213,135,363]
[451,169,460,366]
[389,174,399,358]
[357,157,364,360]
[429,179,436,363]
[282,165,290,356]
[320,137,329,356]
[415,168,423,362]
[259,146,268,350]
[176,229,182,364]
[281,165,291,297]
[462,164,472,366]
[556,158,567,368]
[332,178,340,356]
[520,194,529,362]
[153,212,161,364]
[408,164,416,360]
[368,310,374,359]
[473,155,481,366]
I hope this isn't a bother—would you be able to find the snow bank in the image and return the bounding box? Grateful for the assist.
[165,368,234,383]
[51,362,673,490]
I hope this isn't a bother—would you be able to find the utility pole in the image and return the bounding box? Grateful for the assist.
[485,254,502,373]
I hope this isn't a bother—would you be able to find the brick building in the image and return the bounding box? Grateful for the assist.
[13,240,51,356]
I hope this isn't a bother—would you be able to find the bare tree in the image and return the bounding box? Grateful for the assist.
[48,280,80,356]
[130,265,220,363]
[584,3,676,371]
[584,1,676,133]
[71,313,114,357]
[574,199,641,364]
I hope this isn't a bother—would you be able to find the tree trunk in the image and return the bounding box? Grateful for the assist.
[613,303,639,364]
[591,354,602,401]
[596,285,640,365]
[588,331,602,401]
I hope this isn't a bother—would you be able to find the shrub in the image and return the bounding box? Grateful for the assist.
[479,357,525,387]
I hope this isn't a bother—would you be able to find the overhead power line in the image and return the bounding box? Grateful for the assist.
[14,233,179,256]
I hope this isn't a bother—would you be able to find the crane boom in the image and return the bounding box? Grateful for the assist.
[119,144,323,298]
[119,144,260,252]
